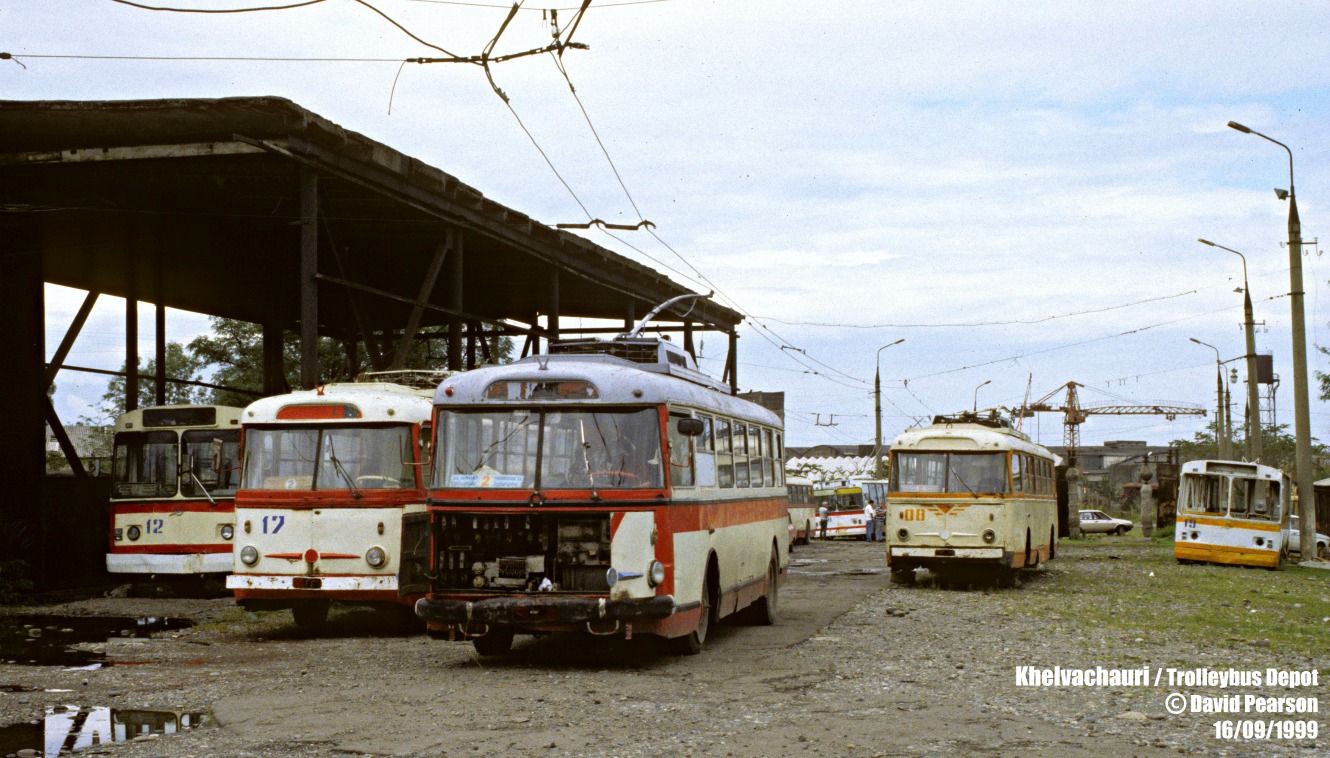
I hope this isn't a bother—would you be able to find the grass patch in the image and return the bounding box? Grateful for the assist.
[1021,539,1330,658]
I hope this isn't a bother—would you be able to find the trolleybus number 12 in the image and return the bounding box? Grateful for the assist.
[146,519,164,535]
[261,515,285,534]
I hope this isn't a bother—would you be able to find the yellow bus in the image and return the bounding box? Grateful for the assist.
[886,412,1057,584]
[1174,460,1289,569]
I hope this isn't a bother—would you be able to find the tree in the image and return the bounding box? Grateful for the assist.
[1172,422,1330,481]
[98,342,208,422]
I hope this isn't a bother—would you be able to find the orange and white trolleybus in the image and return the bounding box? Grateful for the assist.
[786,476,816,545]
[414,333,788,655]
[107,405,243,578]
[227,374,443,626]
[1174,459,1289,569]
[886,412,1058,584]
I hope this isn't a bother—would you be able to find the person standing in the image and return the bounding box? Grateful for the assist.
[863,500,877,542]
[818,504,829,539]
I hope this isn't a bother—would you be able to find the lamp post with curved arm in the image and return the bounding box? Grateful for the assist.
[1198,238,1262,462]
[873,338,905,478]
[973,380,991,414]
[1189,337,1230,459]
[1227,120,1314,558]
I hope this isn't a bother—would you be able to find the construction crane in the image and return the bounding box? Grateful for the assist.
[1025,382,1207,468]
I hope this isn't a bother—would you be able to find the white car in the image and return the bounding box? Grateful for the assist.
[1283,516,1329,559]
[1078,510,1134,535]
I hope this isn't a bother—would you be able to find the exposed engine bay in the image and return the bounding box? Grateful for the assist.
[430,512,612,593]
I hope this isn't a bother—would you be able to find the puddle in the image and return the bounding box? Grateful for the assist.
[790,567,887,576]
[0,706,213,756]
[0,616,194,668]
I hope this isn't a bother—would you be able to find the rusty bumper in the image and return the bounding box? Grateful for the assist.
[414,594,677,625]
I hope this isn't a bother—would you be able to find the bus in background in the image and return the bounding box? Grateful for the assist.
[414,332,787,655]
[227,373,445,627]
[107,405,243,582]
[786,476,816,545]
[886,412,1058,584]
[813,482,868,539]
[1174,460,1289,569]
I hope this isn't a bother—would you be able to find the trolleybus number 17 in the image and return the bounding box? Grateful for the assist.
[261,515,285,534]
[899,508,927,522]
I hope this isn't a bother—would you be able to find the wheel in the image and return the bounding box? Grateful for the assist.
[1024,530,1034,568]
[889,568,917,586]
[674,564,717,655]
[1114,526,1128,536]
[745,548,780,626]
[472,626,514,656]
[291,600,330,628]
[1317,544,1327,560]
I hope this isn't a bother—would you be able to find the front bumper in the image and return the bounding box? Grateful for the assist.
[415,594,677,625]
[226,574,398,591]
[107,552,231,575]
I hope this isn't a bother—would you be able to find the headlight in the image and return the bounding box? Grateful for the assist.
[126,525,141,542]
[648,560,666,587]
[982,529,996,544]
[240,546,259,566]
[896,528,909,542]
[220,525,234,541]
[366,546,387,568]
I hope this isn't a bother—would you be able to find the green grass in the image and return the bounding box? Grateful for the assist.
[1021,538,1330,658]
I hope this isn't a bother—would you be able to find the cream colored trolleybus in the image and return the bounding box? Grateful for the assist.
[414,334,788,655]
[228,376,442,626]
[1174,460,1289,569]
[107,405,243,578]
[786,476,816,545]
[886,412,1057,584]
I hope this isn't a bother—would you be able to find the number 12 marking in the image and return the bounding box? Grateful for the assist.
[261,515,285,534]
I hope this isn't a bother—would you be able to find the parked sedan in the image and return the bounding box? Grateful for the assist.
[1079,510,1134,535]
[1283,516,1329,559]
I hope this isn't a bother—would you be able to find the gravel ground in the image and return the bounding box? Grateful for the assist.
[1,538,1326,757]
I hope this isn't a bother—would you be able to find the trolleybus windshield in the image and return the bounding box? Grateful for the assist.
[434,407,663,489]
[111,431,179,499]
[180,429,240,498]
[890,451,1010,494]
[242,426,415,491]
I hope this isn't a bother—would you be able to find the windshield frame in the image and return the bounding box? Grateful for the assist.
[888,450,1011,495]
[110,430,179,500]
[240,423,419,493]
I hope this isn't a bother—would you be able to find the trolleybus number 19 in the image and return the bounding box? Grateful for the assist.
[1183,518,1198,529]
[261,515,285,534]
[899,508,927,522]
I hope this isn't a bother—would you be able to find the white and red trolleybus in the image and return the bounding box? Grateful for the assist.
[227,375,443,627]
[413,335,788,655]
[107,405,243,578]
[786,476,816,545]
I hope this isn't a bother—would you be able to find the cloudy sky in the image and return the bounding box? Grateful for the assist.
[7,0,1330,449]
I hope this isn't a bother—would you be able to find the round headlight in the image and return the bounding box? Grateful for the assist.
[126,525,141,542]
[220,525,234,541]
[648,560,666,587]
[240,545,259,566]
[605,567,619,587]
[896,528,909,542]
[982,529,996,544]
[366,546,387,568]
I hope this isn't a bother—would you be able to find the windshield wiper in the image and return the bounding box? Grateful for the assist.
[464,416,537,474]
[950,468,980,499]
[580,419,600,501]
[326,438,362,499]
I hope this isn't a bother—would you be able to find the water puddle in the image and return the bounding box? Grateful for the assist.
[0,616,194,668]
[0,706,213,756]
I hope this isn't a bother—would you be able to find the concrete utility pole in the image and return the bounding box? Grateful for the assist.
[1190,338,1229,459]
[1227,121,1316,558]
[1198,238,1263,462]
[873,339,904,478]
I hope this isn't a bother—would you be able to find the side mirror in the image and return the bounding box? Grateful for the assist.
[676,418,705,436]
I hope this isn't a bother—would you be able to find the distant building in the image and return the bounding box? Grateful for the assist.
[46,424,113,476]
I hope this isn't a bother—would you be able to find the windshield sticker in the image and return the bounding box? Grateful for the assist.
[450,474,525,488]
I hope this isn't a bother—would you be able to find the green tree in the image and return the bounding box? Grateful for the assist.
[98,342,208,421]
[1172,422,1330,481]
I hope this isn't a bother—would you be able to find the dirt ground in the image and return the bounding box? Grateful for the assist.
[2,538,1326,757]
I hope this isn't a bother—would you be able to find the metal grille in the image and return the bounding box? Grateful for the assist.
[498,557,528,579]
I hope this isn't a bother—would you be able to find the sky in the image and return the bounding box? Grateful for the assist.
[6,0,1330,450]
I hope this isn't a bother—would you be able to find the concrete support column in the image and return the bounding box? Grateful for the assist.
[446,229,464,371]
[155,301,167,406]
[299,166,319,390]
[0,217,45,517]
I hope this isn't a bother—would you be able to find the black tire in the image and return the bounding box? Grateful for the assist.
[745,547,780,626]
[1317,544,1328,560]
[1114,526,1127,536]
[674,562,717,655]
[889,568,917,586]
[1024,530,1034,568]
[292,600,330,628]
[472,626,514,656]
[1048,526,1057,560]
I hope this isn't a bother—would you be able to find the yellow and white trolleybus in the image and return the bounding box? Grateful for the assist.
[886,412,1057,583]
[1174,459,1289,569]
[106,405,243,577]
[227,376,442,626]
[414,335,787,655]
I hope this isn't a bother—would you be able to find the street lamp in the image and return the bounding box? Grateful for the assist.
[1228,120,1315,558]
[1189,337,1230,459]
[973,379,991,414]
[1198,238,1263,462]
[873,338,905,478]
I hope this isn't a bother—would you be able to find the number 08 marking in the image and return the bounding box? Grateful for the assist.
[899,508,927,522]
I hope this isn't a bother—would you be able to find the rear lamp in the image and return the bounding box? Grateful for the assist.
[220,525,234,541]
[240,546,259,566]
[982,529,997,544]
[366,546,387,568]
[126,526,141,542]
[648,560,666,587]
[896,528,909,542]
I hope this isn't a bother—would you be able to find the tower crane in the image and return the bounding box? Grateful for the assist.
[1025,382,1207,468]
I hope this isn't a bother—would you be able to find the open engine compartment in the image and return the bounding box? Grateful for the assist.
[430,512,612,593]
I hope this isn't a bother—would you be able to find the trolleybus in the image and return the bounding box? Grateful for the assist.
[1174,459,1289,569]
[227,374,444,626]
[107,405,243,578]
[813,482,868,539]
[886,412,1057,583]
[414,333,787,655]
[786,476,816,545]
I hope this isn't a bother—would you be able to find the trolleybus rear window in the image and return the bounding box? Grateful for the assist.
[434,408,663,490]
[242,426,415,491]
[890,451,1010,494]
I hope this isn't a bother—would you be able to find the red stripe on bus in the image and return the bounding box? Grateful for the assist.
[235,491,424,508]
[110,502,233,514]
[108,545,231,554]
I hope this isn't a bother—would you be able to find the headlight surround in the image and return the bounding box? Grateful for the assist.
[240,545,259,566]
[220,525,234,541]
[126,525,141,542]
[982,529,997,544]
[366,546,387,568]
[648,560,666,587]
[896,528,909,542]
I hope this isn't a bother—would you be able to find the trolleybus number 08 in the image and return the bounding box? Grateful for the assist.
[899,508,927,522]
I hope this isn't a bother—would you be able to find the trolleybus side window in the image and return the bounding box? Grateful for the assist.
[180,429,240,498]
[747,424,762,486]
[773,431,784,486]
[695,414,717,487]
[763,428,776,487]
[112,430,179,499]
[733,422,750,487]
[715,417,734,487]
[1011,454,1024,493]
[668,413,695,488]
